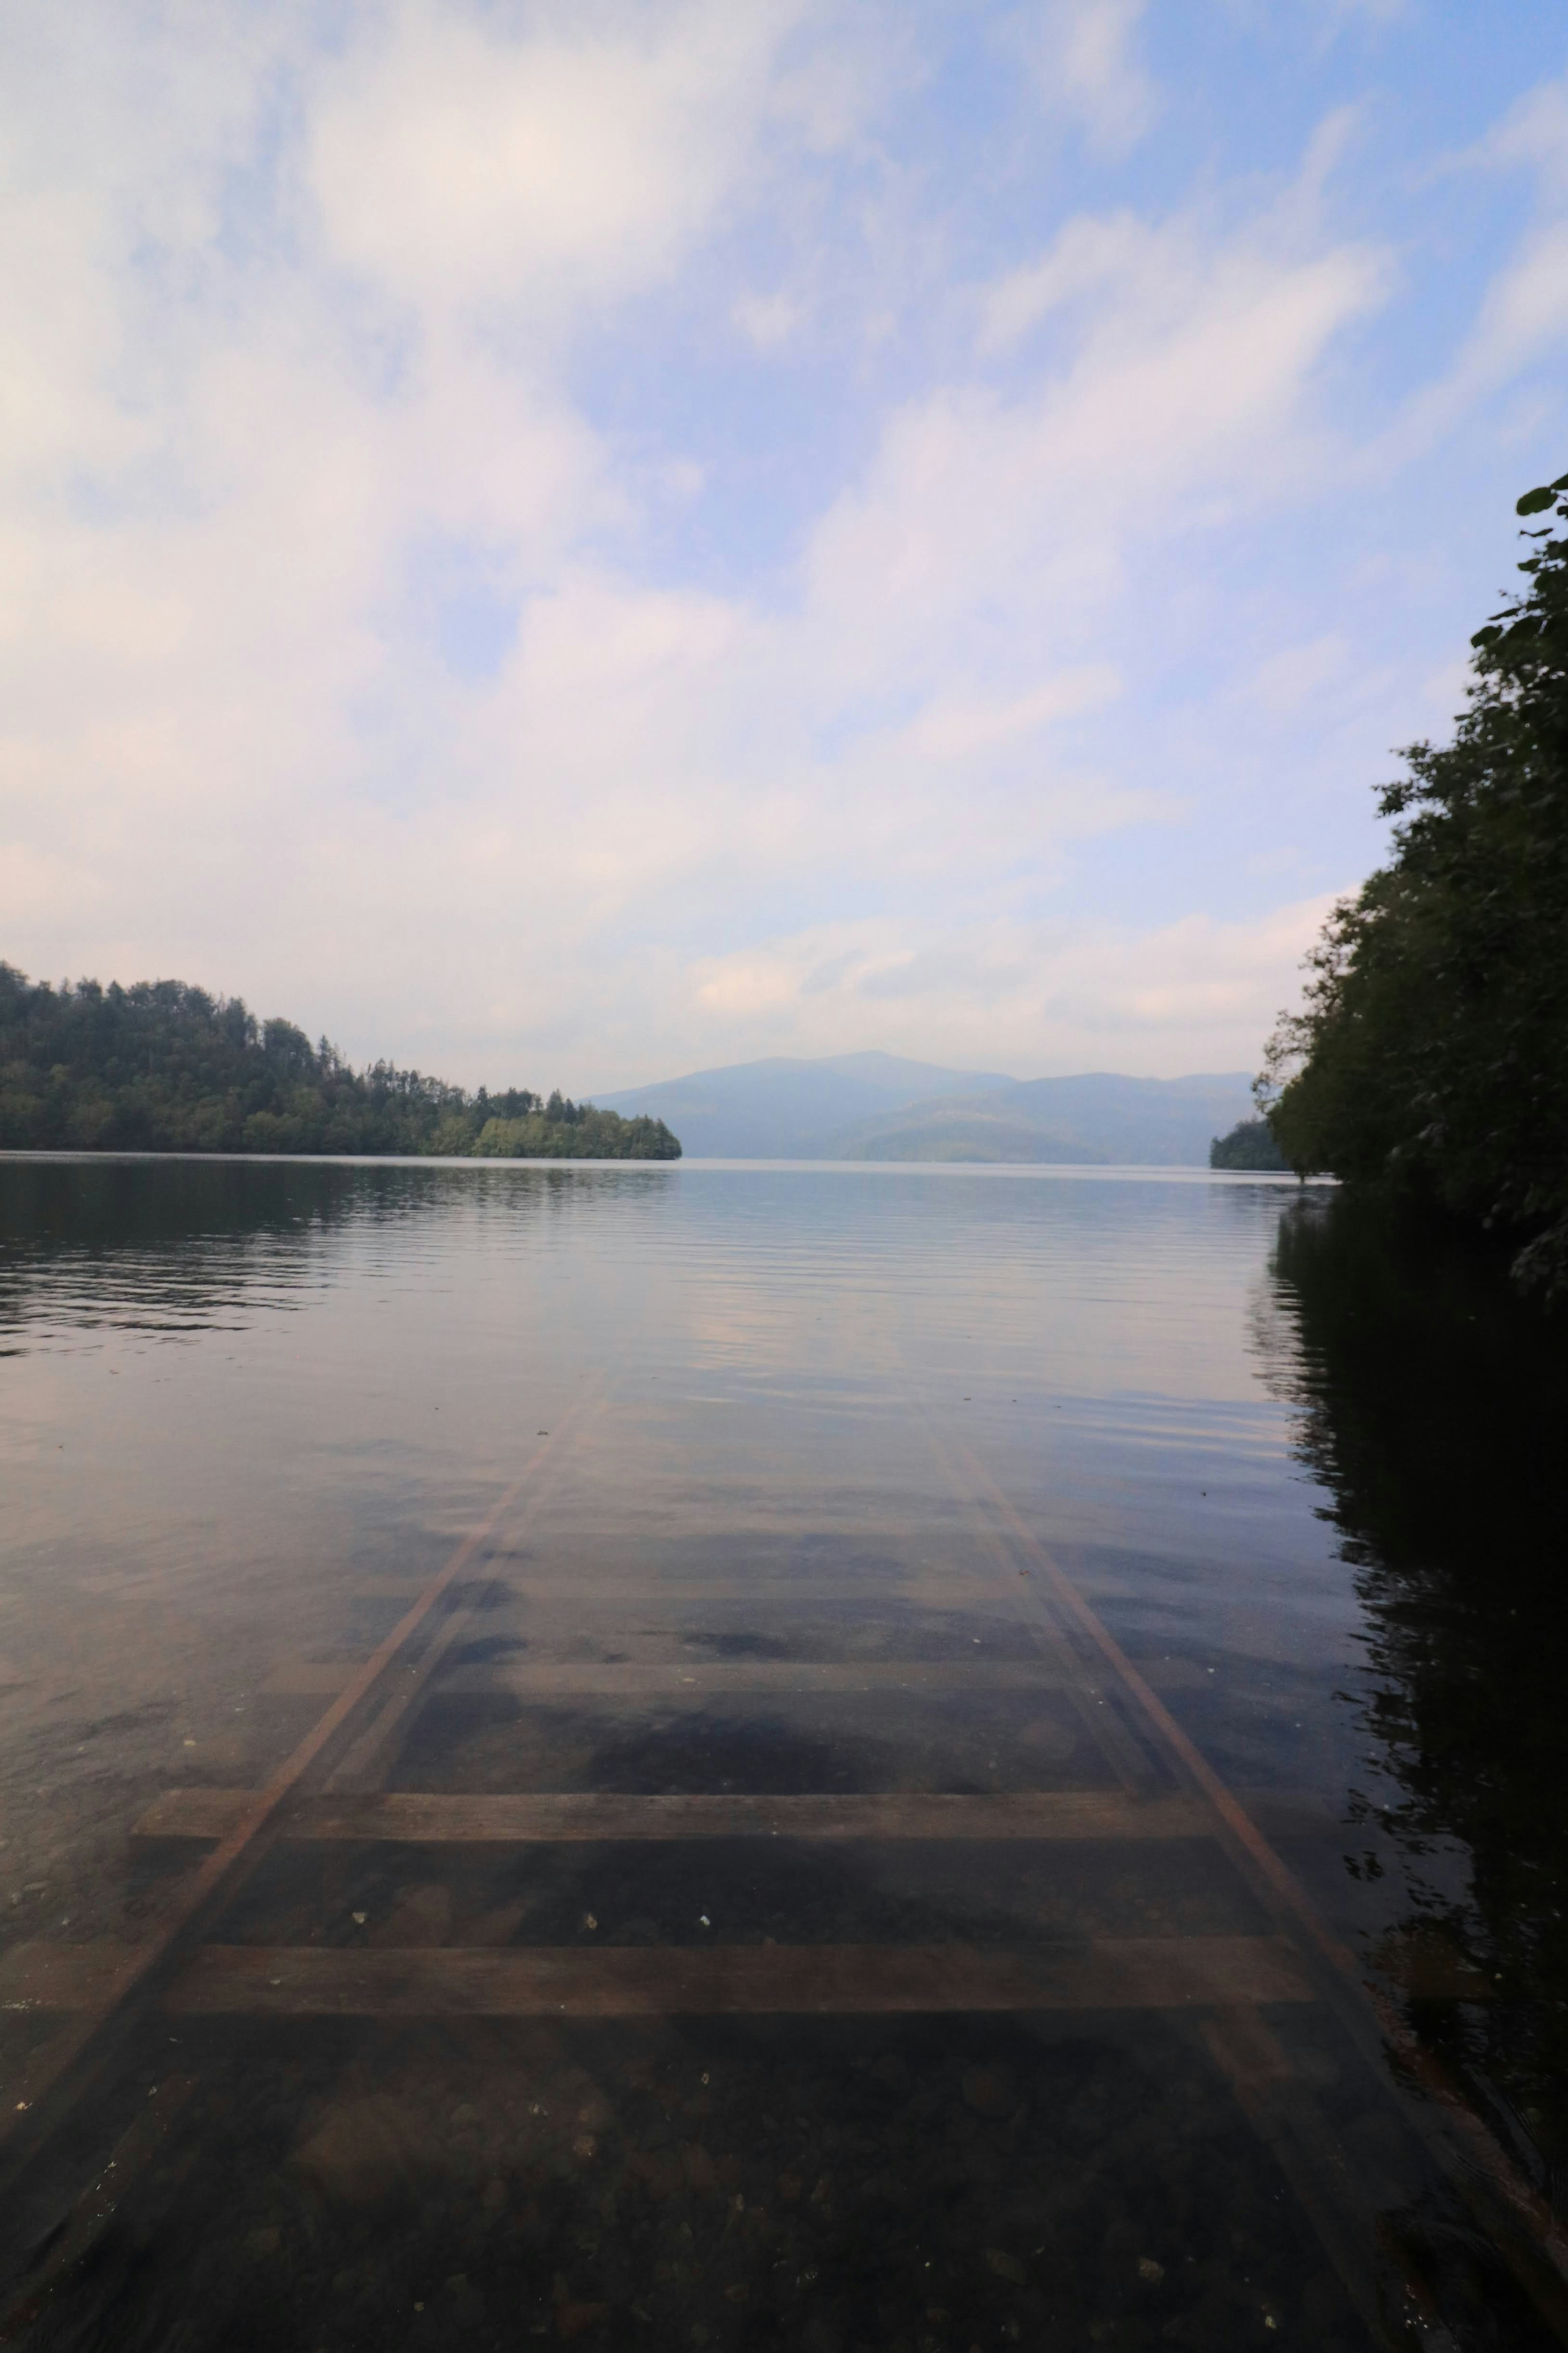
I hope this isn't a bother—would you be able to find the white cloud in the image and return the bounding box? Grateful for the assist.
[733,290,806,348]
[978,213,1147,352]
[677,893,1339,1078]
[1002,1,1157,159]
[805,209,1385,703]
[1465,219,1568,382]
[308,0,803,319]
[1389,71,1568,454]
[900,668,1120,760]
[1470,71,1568,193]
[1247,634,1349,714]
[1402,219,1568,448]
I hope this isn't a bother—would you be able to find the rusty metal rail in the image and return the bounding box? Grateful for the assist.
[0,1394,604,2182]
[939,1423,1568,2347]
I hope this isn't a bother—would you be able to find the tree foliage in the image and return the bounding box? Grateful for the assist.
[0,968,681,1160]
[1208,1117,1287,1170]
[1263,471,1568,1295]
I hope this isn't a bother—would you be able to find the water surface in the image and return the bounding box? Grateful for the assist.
[0,1157,1562,2351]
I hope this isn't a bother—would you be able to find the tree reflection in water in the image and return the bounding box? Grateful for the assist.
[1266,1190,1568,2194]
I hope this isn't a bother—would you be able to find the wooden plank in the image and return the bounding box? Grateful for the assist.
[134,1788,1211,1845]
[446,1660,1069,1695]
[259,1657,1085,1700]
[0,1934,1316,2018]
[173,1936,1316,2017]
[321,1572,1042,1616]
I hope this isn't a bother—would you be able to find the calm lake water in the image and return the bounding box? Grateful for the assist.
[1,1156,1565,2351]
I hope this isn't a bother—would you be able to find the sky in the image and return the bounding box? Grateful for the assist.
[2,2,1566,1093]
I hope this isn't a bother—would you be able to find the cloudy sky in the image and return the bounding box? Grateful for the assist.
[3,2,1566,1091]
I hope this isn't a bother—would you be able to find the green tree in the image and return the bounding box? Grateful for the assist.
[1209,1117,1288,1171]
[1263,470,1568,1296]
[0,966,681,1162]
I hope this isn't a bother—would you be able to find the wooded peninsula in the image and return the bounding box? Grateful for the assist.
[0,967,681,1160]
[1263,469,1567,1299]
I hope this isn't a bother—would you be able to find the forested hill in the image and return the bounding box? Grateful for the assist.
[0,966,681,1160]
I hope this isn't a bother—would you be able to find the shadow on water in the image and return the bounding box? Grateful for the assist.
[1265,1190,1568,2192]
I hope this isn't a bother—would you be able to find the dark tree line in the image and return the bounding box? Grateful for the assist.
[0,967,680,1160]
[1263,471,1568,1297]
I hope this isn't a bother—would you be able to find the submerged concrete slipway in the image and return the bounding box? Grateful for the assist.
[2,1155,1566,2351]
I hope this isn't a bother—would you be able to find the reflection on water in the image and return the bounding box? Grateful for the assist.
[1266,1191,1568,2198]
[0,1157,1563,2349]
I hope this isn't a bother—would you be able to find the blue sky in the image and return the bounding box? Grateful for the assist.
[2,1,1566,1089]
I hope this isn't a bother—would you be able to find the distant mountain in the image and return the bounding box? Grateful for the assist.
[595,1052,1014,1160]
[598,1055,1256,1164]
[823,1071,1258,1163]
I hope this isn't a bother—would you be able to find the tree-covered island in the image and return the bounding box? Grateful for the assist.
[1209,1116,1288,1170]
[0,966,681,1159]
[1261,471,1568,1298]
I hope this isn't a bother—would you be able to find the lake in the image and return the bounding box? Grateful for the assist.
[1,1155,1564,2351]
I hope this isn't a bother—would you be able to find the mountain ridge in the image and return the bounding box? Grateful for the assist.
[598,1055,1256,1164]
